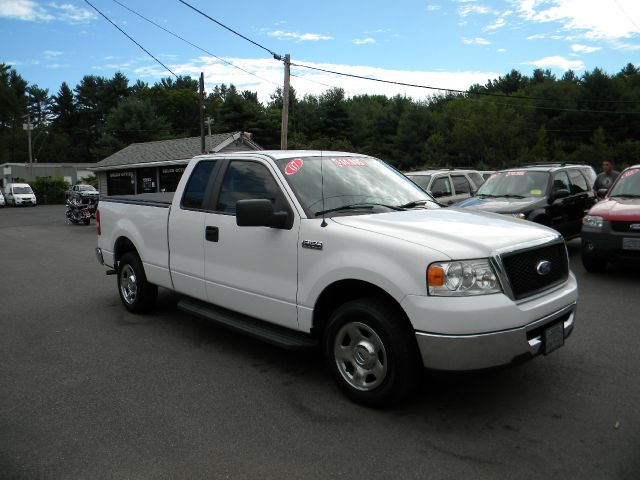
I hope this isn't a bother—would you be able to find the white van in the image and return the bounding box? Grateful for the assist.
[4,183,37,206]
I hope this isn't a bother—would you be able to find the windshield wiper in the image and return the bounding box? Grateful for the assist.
[610,194,640,198]
[397,199,432,209]
[493,194,526,199]
[476,194,499,198]
[314,203,403,217]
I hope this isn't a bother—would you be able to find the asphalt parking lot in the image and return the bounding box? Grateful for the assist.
[1,204,639,479]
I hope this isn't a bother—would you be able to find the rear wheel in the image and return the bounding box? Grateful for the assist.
[323,298,420,407]
[117,252,157,313]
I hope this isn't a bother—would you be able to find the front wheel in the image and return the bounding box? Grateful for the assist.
[323,298,420,407]
[117,252,158,313]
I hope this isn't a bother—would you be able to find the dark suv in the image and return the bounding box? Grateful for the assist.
[455,163,597,239]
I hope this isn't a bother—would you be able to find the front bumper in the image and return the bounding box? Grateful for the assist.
[415,302,576,370]
[582,226,640,263]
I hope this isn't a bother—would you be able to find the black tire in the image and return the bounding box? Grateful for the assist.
[323,298,420,407]
[582,253,607,273]
[117,252,158,313]
[82,218,90,225]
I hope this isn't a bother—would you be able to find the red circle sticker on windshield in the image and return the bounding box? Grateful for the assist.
[285,158,303,175]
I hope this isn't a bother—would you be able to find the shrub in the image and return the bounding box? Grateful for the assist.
[33,177,69,205]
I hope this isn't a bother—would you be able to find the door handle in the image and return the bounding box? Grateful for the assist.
[205,226,219,242]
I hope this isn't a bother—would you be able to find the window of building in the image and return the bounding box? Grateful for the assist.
[107,171,135,195]
[159,166,186,192]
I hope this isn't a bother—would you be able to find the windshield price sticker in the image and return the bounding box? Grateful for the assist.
[284,158,304,175]
[332,158,366,167]
[487,173,501,181]
[507,171,525,176]
[621,168,638,179]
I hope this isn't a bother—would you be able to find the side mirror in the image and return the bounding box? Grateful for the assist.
[236,199,290,229]
[551,188,570,202]
[597,188,608,198]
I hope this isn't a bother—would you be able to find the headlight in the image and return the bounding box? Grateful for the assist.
[427,259,502,296]
[510,213,526,219]
[583,215,603,228]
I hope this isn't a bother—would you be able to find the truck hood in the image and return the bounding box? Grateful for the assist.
[588,197,640,221]
[454,196,543,213]
[331,208,559,260]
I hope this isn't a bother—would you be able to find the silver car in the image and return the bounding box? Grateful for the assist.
[405,169,485,205]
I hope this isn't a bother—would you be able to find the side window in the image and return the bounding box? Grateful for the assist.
[182,160,216,209]
[468,172,484,188]
[552,171,571,193]
[430,176,452,196]
[451,174,472,195]
[568,169,588,194]
[216,161,287,214]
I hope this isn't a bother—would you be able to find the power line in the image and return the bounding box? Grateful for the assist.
[177,0,282,60]
[613,0,640,32]
[289,61,640,108]
[111,0,280,87]
[83,0,177,78]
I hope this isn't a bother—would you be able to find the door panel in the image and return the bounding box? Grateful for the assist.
[204,160,299,330]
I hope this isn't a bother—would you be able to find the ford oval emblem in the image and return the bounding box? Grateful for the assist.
[536,260,552,276]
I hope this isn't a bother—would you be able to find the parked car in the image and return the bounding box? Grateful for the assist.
[66,184,99,202]
[3,183,37,206]
[404,169,485,205]
[455,163,597,240]
[0,189,5,207]
[96,151,578,406]
[479,170,495,181]
[581,164,640,272]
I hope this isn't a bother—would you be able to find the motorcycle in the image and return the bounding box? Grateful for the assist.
[65,197,92,225]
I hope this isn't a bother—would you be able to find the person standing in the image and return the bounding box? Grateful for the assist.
[593,159,619,197]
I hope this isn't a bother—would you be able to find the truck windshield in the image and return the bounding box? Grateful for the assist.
[14,186,33,194]
[608,168,640,197]
[476,171,550,198]
[276,156,438,217]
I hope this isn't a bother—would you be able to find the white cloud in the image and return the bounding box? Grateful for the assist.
[514,0,640,40]
[485,17,507,30]
[353,37,376,45]
[526,55,585,71]
[0,0,53,21]
[571,44,601,53]
[458,5,491,17]
[426,4,441,12]
[462,37,491,45]
[50,3,94,23]
[43,50,63,58]
[129,56,500,105]
[497,48,507,53]
[0,0,94,23]
[267,30,332,41]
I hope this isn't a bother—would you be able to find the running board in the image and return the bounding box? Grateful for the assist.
[177,298,318,351]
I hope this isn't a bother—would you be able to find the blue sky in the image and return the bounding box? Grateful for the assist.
[1,0,639,103]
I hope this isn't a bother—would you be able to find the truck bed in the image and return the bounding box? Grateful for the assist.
[99,192,175,208]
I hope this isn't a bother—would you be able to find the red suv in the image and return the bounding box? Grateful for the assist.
[581,164,640,272]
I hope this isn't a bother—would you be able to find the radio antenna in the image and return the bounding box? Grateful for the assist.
[320,150,327,227]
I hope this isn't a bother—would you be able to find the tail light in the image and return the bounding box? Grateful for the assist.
[96,209,101,235]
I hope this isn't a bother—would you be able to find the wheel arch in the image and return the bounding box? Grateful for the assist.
[311,279,414,339]
[113,236,140,266]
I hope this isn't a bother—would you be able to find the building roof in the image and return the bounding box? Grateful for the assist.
[94,132,262,171]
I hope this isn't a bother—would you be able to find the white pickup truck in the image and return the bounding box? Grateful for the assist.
[96,151,577,406]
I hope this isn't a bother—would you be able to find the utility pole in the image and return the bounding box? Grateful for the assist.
[280,54,290,150]
[22,114,34,180]
[199,72,205,154]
